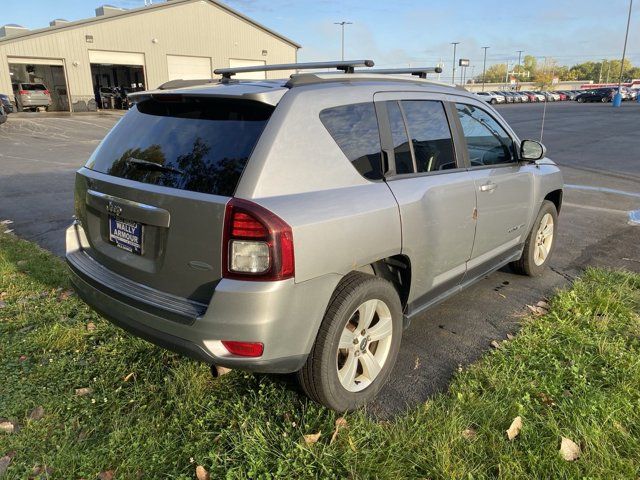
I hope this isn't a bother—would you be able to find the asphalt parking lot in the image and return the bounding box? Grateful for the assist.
[1,102,639,416]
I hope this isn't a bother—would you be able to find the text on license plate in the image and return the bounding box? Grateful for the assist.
[108,216,143,255]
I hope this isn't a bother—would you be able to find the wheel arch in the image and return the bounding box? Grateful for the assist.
[354,254,412,311]
[544,189,563,214]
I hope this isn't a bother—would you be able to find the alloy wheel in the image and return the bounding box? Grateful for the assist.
[534,213,554,266]
[336,298,393,392]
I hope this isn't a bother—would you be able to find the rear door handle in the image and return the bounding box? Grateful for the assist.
[479,182,497,192]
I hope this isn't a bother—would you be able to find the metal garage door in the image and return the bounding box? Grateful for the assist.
[229,59,266,79]
[8,57,64,66]
[88,50,145,66]
[167,55,212,81]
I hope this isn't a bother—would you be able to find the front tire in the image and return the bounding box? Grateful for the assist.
[511,200,558,276]
[297,272,402,412]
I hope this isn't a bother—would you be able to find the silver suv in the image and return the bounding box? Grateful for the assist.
[66,61,563,411]
[12,82,52,111]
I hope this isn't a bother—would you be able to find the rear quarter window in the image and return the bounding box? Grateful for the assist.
[319,102,383,180]
[85,97,273,197]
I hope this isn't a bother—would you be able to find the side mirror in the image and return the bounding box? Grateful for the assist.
[520,139,546,161]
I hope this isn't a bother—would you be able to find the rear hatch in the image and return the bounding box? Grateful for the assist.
[19,83,50,102]
[74,94,275,304]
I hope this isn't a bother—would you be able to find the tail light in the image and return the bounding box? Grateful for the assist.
[18,90,28,95]
[222,198,294,281]
[43,90,50,96]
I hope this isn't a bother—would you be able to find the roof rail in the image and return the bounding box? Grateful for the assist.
[354,67,443,79]
[158,78,217,90]
[214,59,375,80]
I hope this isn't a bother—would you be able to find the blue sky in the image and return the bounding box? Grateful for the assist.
[7,0,640,80]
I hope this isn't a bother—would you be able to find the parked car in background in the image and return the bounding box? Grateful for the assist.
[11,83,52,111]
[624,87,638,101]
[555,92,567,101]
[0,104,7,125]
[514,92,529,102]
[538,91,556,102]
[618,87,638,101]
[532,91,547,102]
[520,91,537,102]
[0,93,14,113]
[493,91,514,103]
[576,88,615,103]
[66,62,563,411]
[559,90,578,100]
[507,91,522,103]
[475,91,505,104]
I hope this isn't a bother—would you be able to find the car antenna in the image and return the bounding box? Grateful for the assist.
[540,95,548,142]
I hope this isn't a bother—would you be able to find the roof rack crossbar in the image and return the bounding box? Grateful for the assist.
[214,60,375,80]
[354,67,443,79]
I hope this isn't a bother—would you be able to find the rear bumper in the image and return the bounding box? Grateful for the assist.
[66,222,340,373]
[19,97,51,107]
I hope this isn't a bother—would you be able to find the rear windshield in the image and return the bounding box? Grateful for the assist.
[86,97,273,197]
[21,84,47,91]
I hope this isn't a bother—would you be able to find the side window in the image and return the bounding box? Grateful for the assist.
[387,101,414,175]
[455,103,515,166]
[401,100,457,172]
[319,103,383,180]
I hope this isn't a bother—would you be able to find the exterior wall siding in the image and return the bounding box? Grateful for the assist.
[0,0,297,111]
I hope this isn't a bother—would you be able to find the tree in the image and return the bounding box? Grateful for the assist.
[568,59,634,83]
[471,57,638,85]
[535,72,555,89]
[478,63,507,83]
[523,55,537,74]
[627,67,640,80]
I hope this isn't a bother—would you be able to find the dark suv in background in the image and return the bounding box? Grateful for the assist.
[576,88,615,103]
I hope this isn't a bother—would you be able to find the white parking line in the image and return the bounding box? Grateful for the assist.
[565,184,640,199]
[563,202,628,215]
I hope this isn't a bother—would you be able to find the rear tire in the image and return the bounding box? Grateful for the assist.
[490,98,497,105]
[510,200,558,277]
[297,272,402,412]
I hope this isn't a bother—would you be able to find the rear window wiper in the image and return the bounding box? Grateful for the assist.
[125,157,183,175]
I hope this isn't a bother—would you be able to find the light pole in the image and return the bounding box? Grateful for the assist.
[451,42,460,84]
[334,21,353,61]
[516,50,524,85]
[613,0,633,107]
[504,60,511,89]
[599,59,605,83]
[481,46,489,91]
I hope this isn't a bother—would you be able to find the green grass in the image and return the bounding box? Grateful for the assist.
[1,232,639,479]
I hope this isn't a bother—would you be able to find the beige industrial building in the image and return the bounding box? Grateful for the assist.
[0,0,300,111]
